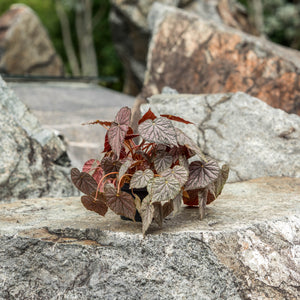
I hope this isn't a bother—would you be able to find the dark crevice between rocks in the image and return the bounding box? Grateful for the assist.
[28,139,36,165]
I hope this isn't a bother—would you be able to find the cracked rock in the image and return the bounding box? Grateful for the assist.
[140,3,300,115]
[142,92,300,182]
[0,177,299,299]
[0,75,78,202]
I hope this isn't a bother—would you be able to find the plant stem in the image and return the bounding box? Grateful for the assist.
[95,171,118,200]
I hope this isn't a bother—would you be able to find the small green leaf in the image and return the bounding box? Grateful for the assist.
[150,177,181,203]
[130,169,154,189]
[104,184,136,220]
[140,196,154,237]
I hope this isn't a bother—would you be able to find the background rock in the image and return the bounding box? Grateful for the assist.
[109,0,255,95]
[140,4,300,115]
[0,4,64,76]
[142,92,300,182]
[0,76,76,202]
[9,82,135,168]
[0,177,299,299]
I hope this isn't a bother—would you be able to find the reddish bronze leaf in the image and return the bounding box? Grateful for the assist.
[160,114,194,124]
[101,157,122,175]
[182,189,199,206]
[81,195,108,216]
[185,160,219,190]
[82,159,103,183]
[104,184,136,220]
[103,133,112,153]
[107,122,128,158]
[115,106,131,125]
[71,168,98,195]
[82,120,112,127]
[138,108,157,124]
[163,201,174,218]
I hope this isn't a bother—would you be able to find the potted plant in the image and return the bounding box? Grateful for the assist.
[71,106,229,236]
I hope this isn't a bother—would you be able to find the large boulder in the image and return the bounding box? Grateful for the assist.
[109,0,255,95]
[0,177,299,299]
[0,4,64,76]
[140,4,300,115]
[141,92,300,182]
[0,76,77,202]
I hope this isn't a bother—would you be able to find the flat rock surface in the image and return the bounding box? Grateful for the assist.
[1,177,299,299]
[8,82,135,168]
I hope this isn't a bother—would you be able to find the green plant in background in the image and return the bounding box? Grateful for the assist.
[71,106,229,236]
[0,0,124,90]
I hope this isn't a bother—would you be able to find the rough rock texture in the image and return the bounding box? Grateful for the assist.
[0,177,299,299]
[141,92,300,182]
[109,0,255,95]
[140,4,300,115]
[0,76,77,202]
[9,82,135,168]
[0,4,64,76]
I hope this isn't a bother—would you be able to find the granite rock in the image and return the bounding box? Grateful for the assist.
[141,92,300,182]
[0,75,77,202]
[109,0,254,95]
[141,3,300,115]
[0,4,64,76]
[0,177,299,299]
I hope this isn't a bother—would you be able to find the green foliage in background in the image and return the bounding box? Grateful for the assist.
[0,0,124,90]
[238,0,300,50]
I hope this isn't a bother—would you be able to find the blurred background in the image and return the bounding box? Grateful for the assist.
[0,0,299,94]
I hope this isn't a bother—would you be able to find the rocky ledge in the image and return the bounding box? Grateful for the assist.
[0,177,299,299]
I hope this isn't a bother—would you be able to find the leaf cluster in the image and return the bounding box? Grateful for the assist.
[71,106,229,236]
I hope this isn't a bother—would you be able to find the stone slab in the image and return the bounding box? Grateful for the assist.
[0,177,299,299]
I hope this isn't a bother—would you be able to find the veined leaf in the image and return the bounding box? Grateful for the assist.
[119,158,133,178]
[161,165,189,187]
[101,157,122,174]
[140,196,154,237]
[71,168,98,195]
[107,107,131,158]
[149,177,181,203]
[138,117,178,146]
[160,114,194,124]
[130,169,154,189]
[154,154,173,173]
[179,155,189,171]
[198,188,208,220]
[185,160,219,190]
[82,159,103,183]
[175,128,206,160]
[153,202,163,228]
[104,183,136,220]
[133,193,142,213]
[81,195,108,216]
[207,164,229,204]
[115,106,131,125]
[138,108,156,124]
[108,122,129,158]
